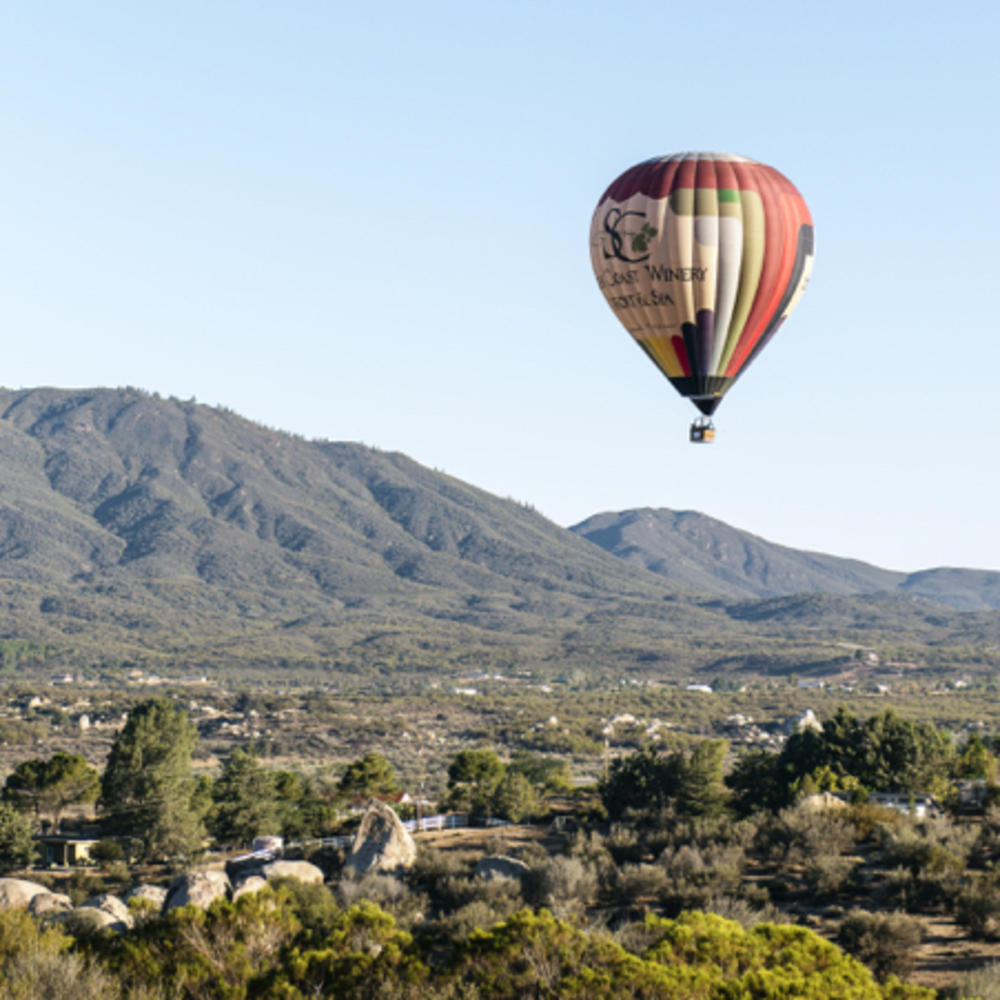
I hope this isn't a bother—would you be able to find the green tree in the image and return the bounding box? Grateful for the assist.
[2,753,100,827]
[209,748,280,848]
[337,753,400,802]
[446,749,506,816]
[956,731,998,782]
[776,708,955,802]
[600,745,681,820]
[0,802,36,872]
[677,739,729,818]
[274,772,340,839]
[727,748,786,815]
[491,771,538,823]
[100,697,206,862]
[508,751,572,795]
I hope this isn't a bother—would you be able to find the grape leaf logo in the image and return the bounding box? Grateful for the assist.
[601,208,658,263]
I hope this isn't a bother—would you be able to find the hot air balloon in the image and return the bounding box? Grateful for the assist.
[589,152,814,442]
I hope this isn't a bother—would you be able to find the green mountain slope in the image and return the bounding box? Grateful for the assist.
[0,388,691,673]
[0,387,996,681]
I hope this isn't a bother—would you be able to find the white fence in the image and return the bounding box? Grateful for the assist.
[286,813,508,851]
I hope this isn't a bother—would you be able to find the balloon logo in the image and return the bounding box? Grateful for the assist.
[590,152,814,438]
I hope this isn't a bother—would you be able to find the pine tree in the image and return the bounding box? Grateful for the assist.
[210,748,280,848]
[3,752,100,827]
[100,696,206,862]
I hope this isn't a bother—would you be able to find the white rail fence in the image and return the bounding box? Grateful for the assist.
[286,813,509,851]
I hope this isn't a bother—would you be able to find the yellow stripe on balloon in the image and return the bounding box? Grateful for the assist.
[719,189,764,371]
[640,333,685,377]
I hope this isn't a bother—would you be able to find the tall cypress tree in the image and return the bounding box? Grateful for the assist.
[101,696,206,861]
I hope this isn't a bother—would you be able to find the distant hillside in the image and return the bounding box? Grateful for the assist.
[0,387,996,681]
[0,388,688,674]
[570,508,1000,611]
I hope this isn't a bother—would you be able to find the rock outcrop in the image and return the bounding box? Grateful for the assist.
[231,874,268,900]
[343,801,417,875]
[0,878,51,910]
[27,891,72,916]
[260,859,324,885]
[164,870,231,912]
[80,892,134,930]
[475,855,529,881]
[124,884,169,909]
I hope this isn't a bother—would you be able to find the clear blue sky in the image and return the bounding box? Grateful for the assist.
[2,2,998,572]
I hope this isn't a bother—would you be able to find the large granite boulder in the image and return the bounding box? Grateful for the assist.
[231,874,268,900]
[475,855,530,882]
[164,870,231,912]
[81,893,134,930]
[27,891,72,916]
[343,800,417,876]
[260,859,324,885]
[0,878,51,910]
[124,883,169,910]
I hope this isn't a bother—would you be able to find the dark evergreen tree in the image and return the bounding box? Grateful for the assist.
[209,748,280,848]
[677,739,729,818]
[446,748,506,815]
[100,696,206,862]
[336,752,400,802]
[600,745,682,820]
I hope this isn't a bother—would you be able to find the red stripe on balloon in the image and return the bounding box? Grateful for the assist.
[672,335,692,376]
[725,164,786,377]
[725,169,811,377]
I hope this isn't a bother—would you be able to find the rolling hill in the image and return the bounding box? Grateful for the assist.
[570,508,1000,611]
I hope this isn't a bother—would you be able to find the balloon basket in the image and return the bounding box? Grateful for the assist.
[689,418,716,444]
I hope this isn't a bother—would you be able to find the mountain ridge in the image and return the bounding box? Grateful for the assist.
[569,507,1000,611]
[0,386,996,679]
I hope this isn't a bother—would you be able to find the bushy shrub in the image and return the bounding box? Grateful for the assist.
[606,863,670,910]
[836,909,924,980]
[955,874,1000,940]
[941,961,1000,1000]
[656,842,745,915]
[0,909,123,1000]
[88,838,124,866]
[523,855,597,916]
[755,805,857,867]
[877,816,975,877]
[334,872,417,922]
[803,852,857,897]
[874,816,975,913]
[603,823,643,865]
[972,805,1000,867]
[700,894,783,928]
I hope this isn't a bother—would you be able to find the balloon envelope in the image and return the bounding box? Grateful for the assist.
[590,152,814,415]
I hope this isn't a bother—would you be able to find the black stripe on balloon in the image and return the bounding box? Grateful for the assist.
[681,323,702,378]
